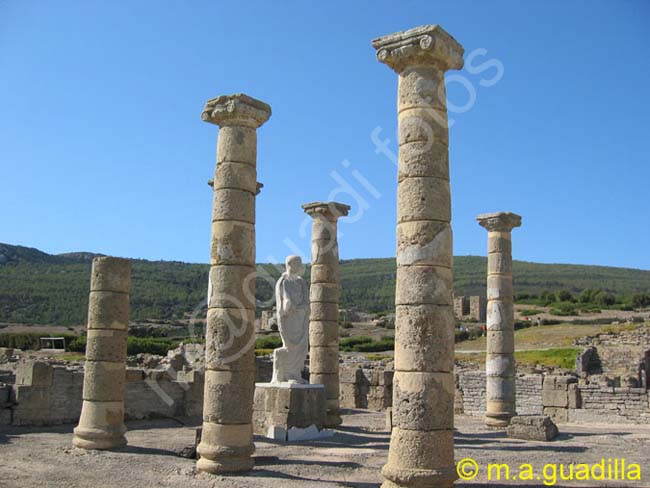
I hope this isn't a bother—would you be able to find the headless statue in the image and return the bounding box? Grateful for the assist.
[271,255,310,383]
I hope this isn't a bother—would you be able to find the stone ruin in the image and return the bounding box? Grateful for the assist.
[453,294,487,322]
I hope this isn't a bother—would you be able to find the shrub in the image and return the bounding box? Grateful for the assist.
[519,308,543,316]
[126,337,178,356]
[352,336,394,352]
[0,332,78,351]
[255,336,282,350]
[340,336,373,352]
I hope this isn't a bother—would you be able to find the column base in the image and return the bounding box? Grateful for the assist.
[485,413,514,429]
[196,454,254,474]
[196,422,255,474]
[72,426,127,450]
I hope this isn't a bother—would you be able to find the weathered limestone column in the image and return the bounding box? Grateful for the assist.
[373,25,464,488]
[197,94,271,474]
[302,201,350,428]
[477,212,522,428]
[73,257,131,450]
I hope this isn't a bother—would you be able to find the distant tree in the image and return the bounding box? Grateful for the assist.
[595,291,616,307]
[557,290,574,302]
[632,293,650,309]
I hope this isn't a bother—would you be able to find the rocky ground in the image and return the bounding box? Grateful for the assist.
[1,411,649,487]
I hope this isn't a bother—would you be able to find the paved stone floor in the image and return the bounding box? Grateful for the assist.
[1,410,649,487]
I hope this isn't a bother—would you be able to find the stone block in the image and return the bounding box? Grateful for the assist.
[310,302,339,321]
[506,415,558,441]
[568,383,581,409]
[395,221,452,268]
[85,329,127,363]
[310,264,338,284]
[253,383,326,437]
[309,282,339,303]
[392,371,454,431]
[398,108,449,147]
[394,304,454,372]
[15,361,53,387]
[210,220,256,265]
[309,321,338,347]
[543,406,568,424]
[211,188,255,224]
[207,265,256,309]
[216,126,257,164]
[82,361,125,402]
[90,257,131,293]
[212,161,257,194]
[203,370,255,424]
[542,388,568,408]
[87,291,129,330]
[205,307,256,371]
[395,265,452,306]
[397,176,450,223]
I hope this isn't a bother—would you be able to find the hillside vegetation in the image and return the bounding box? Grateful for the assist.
[1,243,650,326]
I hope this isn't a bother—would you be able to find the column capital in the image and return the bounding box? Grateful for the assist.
[302,201,351,221]
[477,212,522,232]
[372,24,464,74]
[201,93,271,128]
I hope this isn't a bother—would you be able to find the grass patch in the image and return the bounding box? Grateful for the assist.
[364,353,390,361]
[255,348,274,356]
[457,347,580,369]
[515,348,580,369]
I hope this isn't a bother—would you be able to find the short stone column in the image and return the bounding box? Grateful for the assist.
[197,94,271,474]
[477,212,522,428]
[302,201,350,428]
[373,25,464,488]
[73,257,131,450]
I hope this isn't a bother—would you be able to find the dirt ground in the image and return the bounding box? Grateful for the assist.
[1,410,648,488]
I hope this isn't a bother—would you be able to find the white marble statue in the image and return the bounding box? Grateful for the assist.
[271,255,310,383]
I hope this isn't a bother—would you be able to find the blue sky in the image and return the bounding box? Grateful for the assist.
[1,1,649,269]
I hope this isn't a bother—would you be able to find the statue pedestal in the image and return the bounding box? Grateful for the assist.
[253,382,332,441]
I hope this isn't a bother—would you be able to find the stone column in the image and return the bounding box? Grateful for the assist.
[302,201,350,428]
[372,25,464,488]
[73,256,131,450]
[477,212,522,428]
[197,94,271,474]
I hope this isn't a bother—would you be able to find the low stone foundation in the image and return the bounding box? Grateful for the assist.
[1,360,204,427]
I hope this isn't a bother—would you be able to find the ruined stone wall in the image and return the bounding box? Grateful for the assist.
[1,361,205,427]
[339,363,650,425]
[339,364,393,411]
[455,370,542,416]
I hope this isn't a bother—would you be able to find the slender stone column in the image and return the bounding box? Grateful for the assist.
[73,257,131,450]
[373,25,464,488]
[477,212,522,428]
[302,201,350,428]
[197,94,271,474]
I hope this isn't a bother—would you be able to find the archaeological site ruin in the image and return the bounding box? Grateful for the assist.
[1,14,650,488]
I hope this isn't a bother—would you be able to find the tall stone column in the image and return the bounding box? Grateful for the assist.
[373,25,464,488]
[197,94,271,474]
[477,212,522,428]
[302,201,350,428]
[73,256,131,450]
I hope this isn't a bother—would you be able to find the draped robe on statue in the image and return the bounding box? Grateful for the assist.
[271,272,310,383]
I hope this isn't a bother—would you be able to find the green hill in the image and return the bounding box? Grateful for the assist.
[1,243,649,326]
